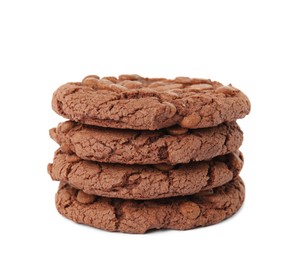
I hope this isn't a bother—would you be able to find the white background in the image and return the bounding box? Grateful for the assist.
[0,0,293,259]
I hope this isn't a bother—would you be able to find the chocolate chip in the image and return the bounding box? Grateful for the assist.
[180,114,201,128]
[179,201,200,220]
[76,190,96,204]
[167,125,188,136]
[153,164,174,171]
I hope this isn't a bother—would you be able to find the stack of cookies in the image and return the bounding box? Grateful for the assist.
[48,74,250,234]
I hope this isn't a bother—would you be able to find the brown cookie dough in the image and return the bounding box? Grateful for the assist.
[52,74,251,130]
[48,149,243,200]
[55,176,245,233]
[50,121,243,165]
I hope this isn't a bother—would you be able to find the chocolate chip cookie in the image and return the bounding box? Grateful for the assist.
[55,177,245,233]
[48,149,243,200]
[50,121,243,165]
[52,74,250,130]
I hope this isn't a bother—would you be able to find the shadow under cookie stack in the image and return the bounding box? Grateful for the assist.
[48,74,250,234]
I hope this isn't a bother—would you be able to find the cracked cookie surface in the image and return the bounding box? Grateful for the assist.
[55,176,245,233]
[48,149,243,200]
[50,121,243,165]
[50,121,243,164]
[52,74,251,130]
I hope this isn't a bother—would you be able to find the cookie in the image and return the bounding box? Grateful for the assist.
[55,176,245,233]
[50,121,243,165]
[48,149,243,200]
[52,74,250,130]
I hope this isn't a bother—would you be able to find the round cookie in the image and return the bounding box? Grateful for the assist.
[50,121,243,165]
[52,74,250,130]
[55,177,245,234]
[48,149,243,200]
